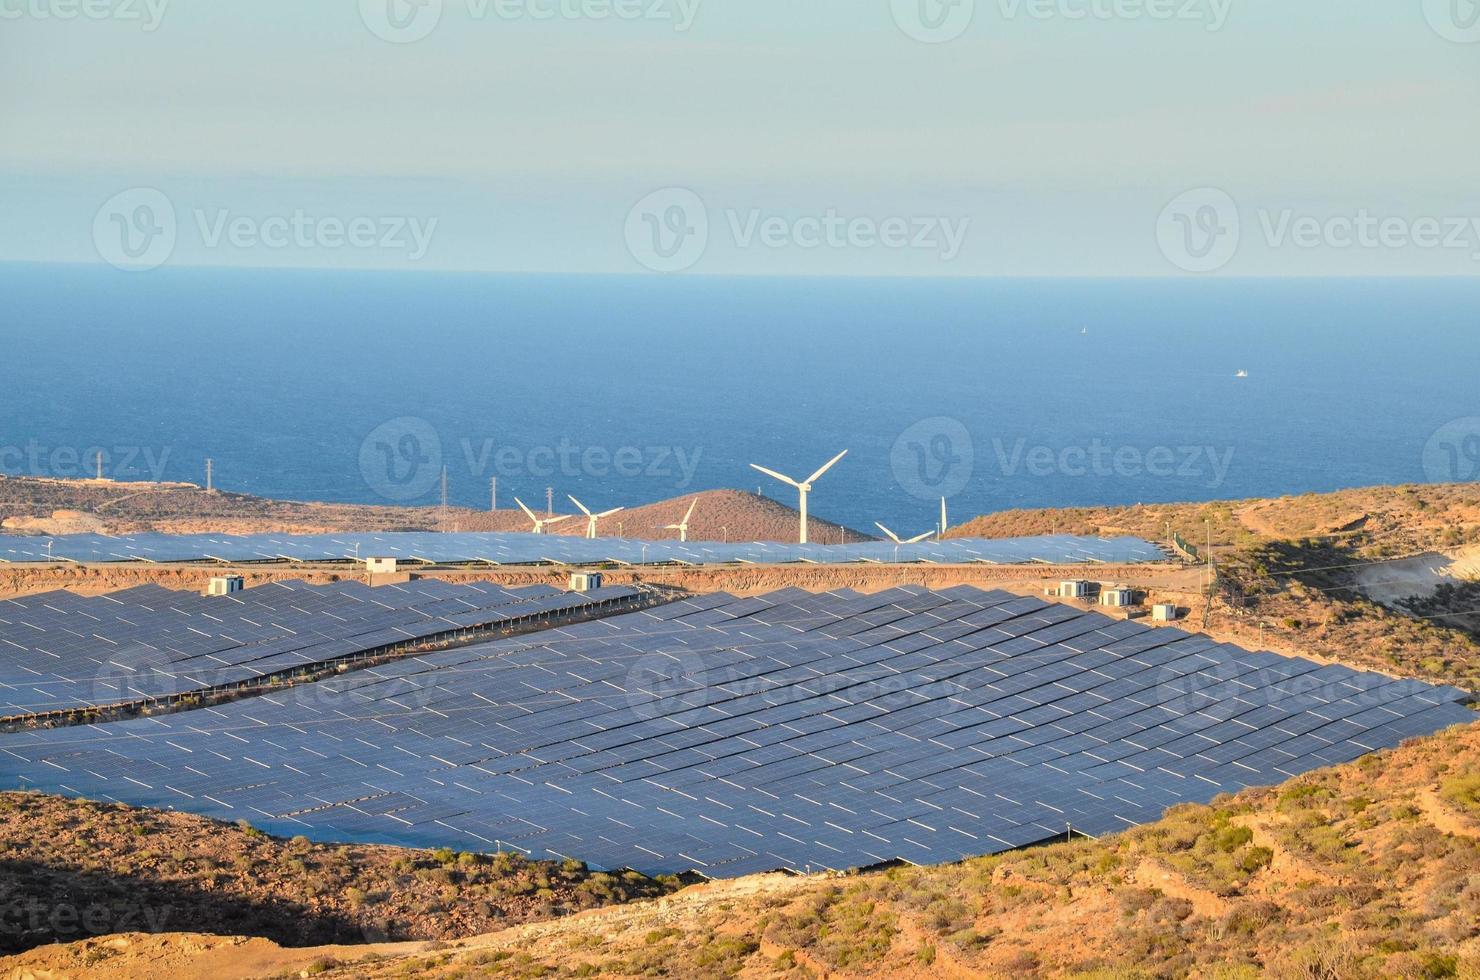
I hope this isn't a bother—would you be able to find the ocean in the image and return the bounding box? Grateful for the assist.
[3,263,1477,534]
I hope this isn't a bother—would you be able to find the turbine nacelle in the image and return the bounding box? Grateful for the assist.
[515,497,571,535]
[749,450,848,545]
[569,495,624,539]
[875,522,935,545]
[663,498,698,542]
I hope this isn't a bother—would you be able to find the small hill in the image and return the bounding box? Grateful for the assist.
[0,478,870,544]
[9,722,1480,978]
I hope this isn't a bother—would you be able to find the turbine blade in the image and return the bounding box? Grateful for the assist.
[749,463,801,488]
[515,498,537,521]
[682,499,697,524]
[805,449,849,485]
[544,515,572,526]
[906,532,934,543]
[597,507,624,518]
[567,495,591,516]
[874,522,902,544]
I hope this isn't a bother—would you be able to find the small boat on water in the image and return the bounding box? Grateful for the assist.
[1235,370,1249,378]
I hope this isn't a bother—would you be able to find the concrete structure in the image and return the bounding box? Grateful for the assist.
[1100,586,1135,608]
[1152,603,1180,622]
[206,575,244,597]
[569,572,604,592]
[1058,580,1091,600]
[366,557,398,575]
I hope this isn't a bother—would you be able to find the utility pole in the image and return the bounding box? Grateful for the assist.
[546,486,554,517]
[95,452,103,480]
[205,458,213,493]
[440,467,449,525]
[490,477,497,512]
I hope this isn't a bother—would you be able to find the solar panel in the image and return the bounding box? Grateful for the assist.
[0,531,1170,568]
[0,585,1469,878]
[0,581,644,719]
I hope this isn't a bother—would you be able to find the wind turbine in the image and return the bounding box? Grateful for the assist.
[568,495,623,539]
[663,498,698,542]
[515,497,571,535]
[750,450,848,544]
[874,523,934,545]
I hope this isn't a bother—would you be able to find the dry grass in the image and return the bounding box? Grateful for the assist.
[0,792,675,954]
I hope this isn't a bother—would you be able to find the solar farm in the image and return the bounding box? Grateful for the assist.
[0,582,1469,878]
[0,531,1168,567]
[0,580,652,723]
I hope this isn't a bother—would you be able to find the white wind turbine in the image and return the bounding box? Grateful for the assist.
[663,498,698,542]
[568,495,624,539]
[874,523,935,545]
[515,497,572,535]
[749,450,848,545]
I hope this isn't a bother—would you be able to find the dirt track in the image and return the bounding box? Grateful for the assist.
[0,560,1202,603]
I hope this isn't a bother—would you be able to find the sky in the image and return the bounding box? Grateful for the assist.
[2,0,1478,276]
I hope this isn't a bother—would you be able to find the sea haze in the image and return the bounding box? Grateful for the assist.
[3,263,1476,534]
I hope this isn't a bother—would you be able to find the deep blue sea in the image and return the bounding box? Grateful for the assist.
[3,263,1478,534]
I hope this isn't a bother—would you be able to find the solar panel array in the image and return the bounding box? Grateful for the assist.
[0,532,1168,567]
[0,580,641,719]
[0,586,1468,877]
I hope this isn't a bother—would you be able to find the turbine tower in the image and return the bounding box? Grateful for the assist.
[750,449,848,545]
[663,498,698,542]
[568,495,624,540]
[515,497,571,535]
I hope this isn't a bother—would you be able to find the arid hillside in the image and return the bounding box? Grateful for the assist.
[9,721,1480,979]
[0,791,674,956]
[947,482,1480,557]
[0,477,868,544]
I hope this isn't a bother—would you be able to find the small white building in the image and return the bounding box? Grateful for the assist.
[1058,580,1091,600]
[366,557,398,575]
[1152,603,1180,622]
[569,572,604,592]
[1100,586,1135,608]
[206,575,244,597]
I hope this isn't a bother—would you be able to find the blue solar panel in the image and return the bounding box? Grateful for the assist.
[0,531,1169,568]
[0,580,642,719]
[0,585,1469,877]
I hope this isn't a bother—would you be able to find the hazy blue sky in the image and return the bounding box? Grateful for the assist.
[3,0,1477,275]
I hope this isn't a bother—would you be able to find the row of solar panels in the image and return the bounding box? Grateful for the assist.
[0,579,642,719]
[0,585,1468,877]
[0,532,1169,567]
